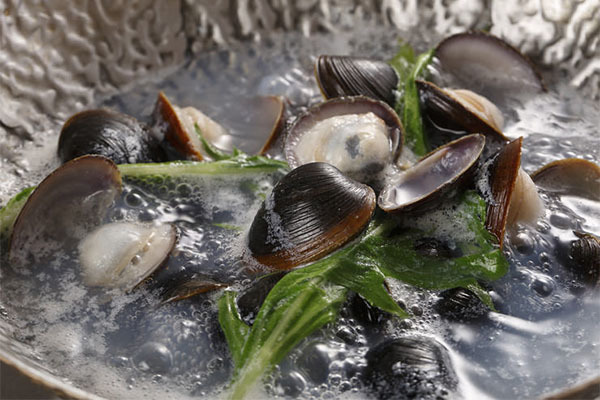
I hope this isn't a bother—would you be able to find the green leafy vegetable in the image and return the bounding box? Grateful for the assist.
[219,190,507,398]
[118,154,288,178]
[388,43,434,156]
[0,186,35,243]
[194,123,244,161]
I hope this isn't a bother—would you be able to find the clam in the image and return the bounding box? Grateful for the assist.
[568,231,599,288]
[9,155,122,266]
[363,336,457,399]
[378,134,486,214]
[434,31,545,102]
[78,221,177,291]
[284,96,403,186]
[417,80,508,154]
[531,158,600,201]
[484,137,544,247]
[153,92,285,160]
[237,271,287,324]
[434,287,488,322]
[58,109,167,164]
[315,55,398,106]
[247,162,376,270]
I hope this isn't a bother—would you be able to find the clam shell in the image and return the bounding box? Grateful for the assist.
[153,91,286,160]
[378,134,486,215]
[315,55,398,106]
[434,31,545,101]
[58,109,167,164]
[484,137,522,247]
[247,162,376,270]
[9,155,122,267]
[363,336,457,398]
[284,96,403,186]
[531,158,600,201]
[417,80,508,155]
[569,231,600,288]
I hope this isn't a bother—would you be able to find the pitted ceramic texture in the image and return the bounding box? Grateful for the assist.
[0,0,186,137]
[0,0,599,144]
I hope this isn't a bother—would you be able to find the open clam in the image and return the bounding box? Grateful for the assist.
[58,109,167,164]
[247,162,376,270]
[153,92,285,160]
[417,80,508,154]
[434,31,545,102]
[9,155,122,266]
[531,158,600,202]
[284,96,402,186]
[378,134,486,215]
[484,138,544,247]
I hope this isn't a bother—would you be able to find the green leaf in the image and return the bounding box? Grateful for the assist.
[389,44,434,156]
[224,270,347,399]
[0,186,35,242]
[218,189,508,398]
[321,245,409,318]
[118,155,288,178]
[194,123,234,161]
[218,291,250,366]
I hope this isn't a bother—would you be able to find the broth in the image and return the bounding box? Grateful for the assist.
[0,28,599,399]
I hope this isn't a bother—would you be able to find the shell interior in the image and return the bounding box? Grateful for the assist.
[378,134,485,213]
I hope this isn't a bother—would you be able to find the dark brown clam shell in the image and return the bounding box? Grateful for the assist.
[484,137,523,248]
[569,231,600,288]
[9,155,122,266]
[153,91,285,160]
[315,55,398,106]
[531,158,600,201]
[434,31,545,100]
[417,80,508,155]
[58,109,167,164]
[284,96,403,185]
[237,271,287,324]
[247,162,376,270]
[363,336,457,398]
[378,134,486,215]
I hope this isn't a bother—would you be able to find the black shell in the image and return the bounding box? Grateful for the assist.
[58,109,167,164]
[434,287,489,322]
[378,134,486,215]
[569,231,600,288]
[363,336,457,399]
[247,162,376,270]
[315,55,398,106]
[237,271,287,324]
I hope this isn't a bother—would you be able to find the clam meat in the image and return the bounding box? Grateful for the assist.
[284,96,402,186]
[79,222,177,290]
